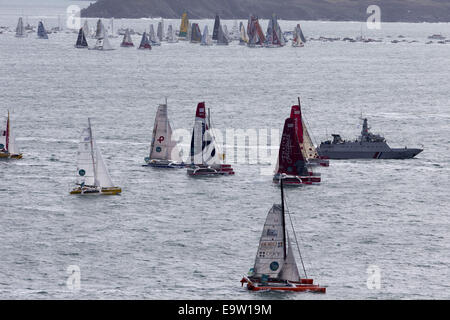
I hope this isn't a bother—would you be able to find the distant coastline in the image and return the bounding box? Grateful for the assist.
[81,0,450,23]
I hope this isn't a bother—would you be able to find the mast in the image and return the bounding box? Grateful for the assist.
[87,118,97,186]
[280,177,287,260]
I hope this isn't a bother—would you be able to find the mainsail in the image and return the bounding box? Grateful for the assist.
[190,102,221,165]
[15,17,26,37]
[190,23,202,43]
[157,20,165,41]
[37,21,48,39]
[0,112,19,155]
[149,103,182,162]
[276,118,308,176]
[253,204,287,279]
[75,28,88,48]
[179,11,189,38]
[212,14,220,40]
[95,19,105,39]
[167,24,178,43]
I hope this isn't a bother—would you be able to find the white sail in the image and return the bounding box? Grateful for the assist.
[149,104,182,162]
[278,234,301,282]
[191,116,204,164]
[95,144,114,188]
[76,127,96,186]
[253,204,286,279]
[157,20,165,41]
[302,119,319,159]
[201,25,212,45]
[204,110,221,165]
[187,22,192,41]
[7,119,19,155]
[95,19,105,39]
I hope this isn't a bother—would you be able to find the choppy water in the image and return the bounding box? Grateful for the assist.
[0,1,449,299]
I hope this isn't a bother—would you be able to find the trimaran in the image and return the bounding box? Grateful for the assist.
[241,176,326,292]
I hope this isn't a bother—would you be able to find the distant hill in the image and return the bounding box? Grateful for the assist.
[81,0,450,22]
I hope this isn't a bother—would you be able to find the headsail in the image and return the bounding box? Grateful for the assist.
[157,20,165,42]
[253,204,286,279]
[95,143,114,188]
[278,234,301,282]
[149,24,160,45]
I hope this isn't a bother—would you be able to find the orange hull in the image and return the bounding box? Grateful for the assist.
[241,276,326,293]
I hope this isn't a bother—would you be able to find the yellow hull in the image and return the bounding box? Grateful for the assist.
[70,187,122,195]
[0,152,22,159]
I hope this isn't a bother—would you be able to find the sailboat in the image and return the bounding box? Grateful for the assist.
[187,102,234,176]
[190,23,202,43]
[137,32,152,50]
[292,24,306,47]
[157,20,165,42]
[167,24,178,43]
[200,25,212,46]
[239,22,248,45]
[89,31,115,51]
[144,101,184,168]
[240,177,326,293]
[0,111,22,160]
[149,24,161,46]
[247,15,265,47]
[292,98,329,167]
[212,14,220,41]
[70,118,121,195]
[15,17,27,38]
[265,14,285,47]
[273,117,321,185]
[37,21,48,39]
[216,24,229,45]
[120,28,134,47]
[75,28,88,48]
[178,11,189,40]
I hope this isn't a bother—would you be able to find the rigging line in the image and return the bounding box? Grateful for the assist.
[283,192,308,279]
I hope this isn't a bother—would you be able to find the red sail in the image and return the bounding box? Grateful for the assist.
[196,102,206,119]
[290,105,303,144]
[277,118,307,176]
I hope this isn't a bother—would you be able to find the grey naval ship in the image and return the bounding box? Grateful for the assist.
[317,118,423,159]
